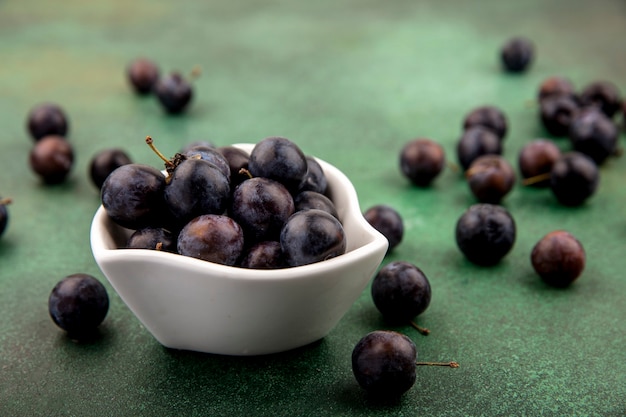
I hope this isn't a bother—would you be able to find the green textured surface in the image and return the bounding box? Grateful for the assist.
[1,0,626,415]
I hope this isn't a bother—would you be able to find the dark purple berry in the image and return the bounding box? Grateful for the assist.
[154,72,193,114]
[462,106,508,140]
[363,205,403,252]
[127,227,176,252]
[294,191,338,219]
[518,139,561,187]
[27,103,69,141]
[101,163,167,230]
[399,138,445,186]
[0,198,11,238]
[182,145,231,181]
[455,204,516,266]
[550,152,599,207]
[465,155,516,204]
[177,214,244,266]
[298,156,328,195]
[568,108,618,165]
[248,137,308,193]
[500,37,534,73]
[231,177,295,242]
[48,274,109,338]
[352,330,417,398]
[531,230,585,287]
[371,261,431,324]
[280,209,346,267]
[29,135,74,184]
[579,80,622,118]
[240,241,285,269]
[127,57,160,94]
[218,146,251,187]
[538,76,576,102]
[457,126,503,170]
[89,148,133,189]
[540,94,580,137]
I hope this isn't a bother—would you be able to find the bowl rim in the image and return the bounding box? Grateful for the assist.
[90,143,388,282]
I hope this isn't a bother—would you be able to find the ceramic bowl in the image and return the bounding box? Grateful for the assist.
[90,143,387,356]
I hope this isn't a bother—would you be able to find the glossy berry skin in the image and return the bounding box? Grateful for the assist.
[466,155,516,204]
[127,227,176,252]
[89,148,133,189]
[298,156,328,195]
[363,205,403,252]
[399,138,445,186]
[240,241,286,269]
[231,177,295,242]
[531,230,585,288]
[540,94,580,137]
[371,261,431,323]
[518,139,561,187]
[579,81,622,118]
[27,103,68,141]
[568,108,618,165]
[101,163,167,230]
[48,274,109,338]
[462,106,508,140]
[164,159,231,227]
[550,152,599,207]
[217,146,250,187]
[280,209,346,267]
[294,191,338,219]
[457,126,503,170]
[127,57,160,94]
[538,76,576,101]
[500,37,534,73]
[352,330,417,398]
[183,145,231,180]
[248,137,308,193]
[455,204,516,266]
[177,214,244,266]
[29,135,74,184]
[154,72,193,114]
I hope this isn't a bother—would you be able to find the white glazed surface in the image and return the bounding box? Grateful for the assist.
[90,143,388,355]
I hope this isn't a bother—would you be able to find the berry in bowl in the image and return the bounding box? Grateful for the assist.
[90,137,388,355]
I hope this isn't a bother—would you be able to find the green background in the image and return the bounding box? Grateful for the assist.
[1,0,625,415]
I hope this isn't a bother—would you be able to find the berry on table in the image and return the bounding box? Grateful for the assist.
[154,72,193,114]
[27,103,69,141]
[531,230,585,287]
[457,126,503,171]
[0,197,12,238]
[549,152,599,207]
[48,274,109,339]
[538,76,576,102]
[579,80,622,118]
[539,94,580,137]
[29,135,74,184]
[500,36,534,73]
[518,139,561,187]
[568,108,618,165]
[465,155,516,204]
[455,204,516,266]
[127,57,160,94]
[363,205,404,252]
[399,138,446,186]
[462,106,508,140]
[89,148,133,189]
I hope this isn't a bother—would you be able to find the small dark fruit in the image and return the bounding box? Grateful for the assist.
[518,139,561,187]
[455,204,516,266]
[29,135,74,184]
[371,261,432,329]
[549,152,599,207]
[579,80,622,118]
[127,57,160,94]
[500,37,534,73]
[248,137,308,193]
[568,108,618,165]
[465,155,516,204]
[539,94,580,137]
[462,106,508,140]
[177,214,244,266]
[27,103,69,141]
[48,274,109,338]
[399,138,446,186]
[298,156,328,195]
[538,76,576,102]
[240,241,286,269]
[89,148,133,189]
[218,145,251,187]
[154,72,193,114]
[294,191,338,219]
[363,205,403,252]
[0,197,11,238]
[127,227,176,252]
[457,126,503,170]
[531,230,585,287]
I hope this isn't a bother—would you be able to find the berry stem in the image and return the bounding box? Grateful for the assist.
[522,172,551,186]
[145,136,175,170]
[410,320,430,336]
[416,361,459,368]
[238,168,253,180]
[189,65,202,81]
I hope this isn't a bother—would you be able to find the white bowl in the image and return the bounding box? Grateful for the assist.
[90,143,388,355]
